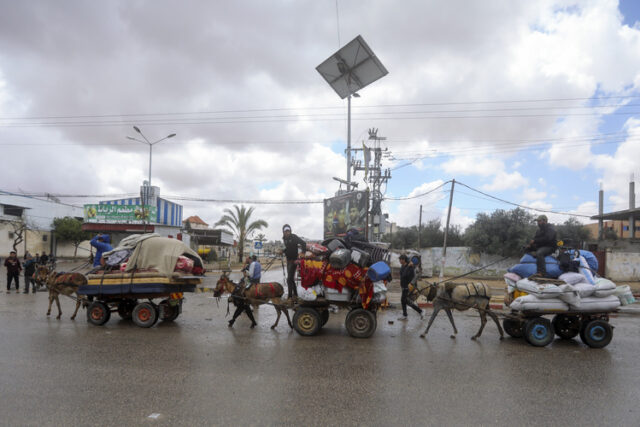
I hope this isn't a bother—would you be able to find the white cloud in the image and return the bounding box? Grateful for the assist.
[482,171,529,191]
[522,187,548,201]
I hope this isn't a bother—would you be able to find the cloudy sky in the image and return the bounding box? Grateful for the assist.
[1,0,639,241]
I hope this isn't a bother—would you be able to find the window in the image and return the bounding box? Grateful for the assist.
[42,235,48,242]
[3,205,24,217]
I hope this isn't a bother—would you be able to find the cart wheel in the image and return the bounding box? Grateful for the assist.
[320,309,329,326]
[345,309,377,338]
[524,317,554,347]
[160,299,180,322]
[292,307,321,336]
[132,302,158,328]
[580,320,613,348]
[87,301,110,326]
[503,318,524,338]
[552,314,581,340]
[117,300,136,320]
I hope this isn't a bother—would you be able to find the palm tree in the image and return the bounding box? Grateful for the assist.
[215,205,268,262]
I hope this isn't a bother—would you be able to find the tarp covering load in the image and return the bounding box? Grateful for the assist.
[507,249,598,282]
[104,234,204,279]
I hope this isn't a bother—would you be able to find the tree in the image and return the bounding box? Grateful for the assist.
[556,217,592,247]
[464,208,536,257]
[1,218,29,253]
[382,220,465,250]
[53,217,91,258]
[215,205,268,262]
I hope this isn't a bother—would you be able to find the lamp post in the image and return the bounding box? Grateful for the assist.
[126,126,176,189]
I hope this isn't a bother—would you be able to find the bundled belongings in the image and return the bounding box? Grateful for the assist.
[306,242,329,256]
[508,254,563,278]
[329,248,352,269]
[614,285,636,305]
[350,247,371,268]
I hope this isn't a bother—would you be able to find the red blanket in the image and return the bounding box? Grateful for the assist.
[298,259,373,309]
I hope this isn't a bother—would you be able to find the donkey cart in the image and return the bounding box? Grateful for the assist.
[502,310,615,348]
[78,272,202,328]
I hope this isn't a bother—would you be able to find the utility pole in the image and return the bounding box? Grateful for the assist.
[440,179,455,279]
[352,128,391,241]
[418,205,423,249]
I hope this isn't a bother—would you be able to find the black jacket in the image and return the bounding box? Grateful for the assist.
[533,223,557,249]
[283,233,306,260]
[399,264,414,289]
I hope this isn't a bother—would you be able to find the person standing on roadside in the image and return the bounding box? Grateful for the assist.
[248,255,262,286]
[4,251,21,294]
[282,224,306,300]
[23,254,37,294]
[39,251,49,265]
[398,254,424,321]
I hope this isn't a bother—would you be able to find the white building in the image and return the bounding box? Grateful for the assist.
[0,190,86,257]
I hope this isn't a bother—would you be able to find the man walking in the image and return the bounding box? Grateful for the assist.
[526,215,557,277]
[23,253,37,294]
[4,251,22,294]
[282,224,306,300]
[398,254,424,321]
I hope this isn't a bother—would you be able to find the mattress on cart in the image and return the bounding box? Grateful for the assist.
[79,272,201,295]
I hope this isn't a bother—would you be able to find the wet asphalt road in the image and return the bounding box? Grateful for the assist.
[1,274,640,426]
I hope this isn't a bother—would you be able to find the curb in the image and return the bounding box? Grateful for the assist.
[417,302,504,310]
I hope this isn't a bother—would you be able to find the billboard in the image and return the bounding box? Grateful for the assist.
[84,204,157,224]
[323,191,369,239]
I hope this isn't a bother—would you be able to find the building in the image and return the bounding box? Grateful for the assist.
[183,215,234,260]
[82,184,185,247]
[584,220,640,240]
[0,190,85,257]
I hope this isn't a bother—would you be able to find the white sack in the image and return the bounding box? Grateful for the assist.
[559,272,587,286]
[578,255,596,285]
[614,285,636,305]
[573,282,595,298]
[510,294,569,312]
[594,278,616,298]
[570,295,620,312]
[297,284,317,301]
[514,278,561,299]
[558,284,581,307]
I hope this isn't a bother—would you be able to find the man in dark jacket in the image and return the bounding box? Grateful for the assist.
[526,215,557,277]
[23,254,37,294]
[282,224,306,299]
[398,254,424,320]
[4,251,22,293]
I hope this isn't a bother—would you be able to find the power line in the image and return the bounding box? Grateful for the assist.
[3,94,640,121]
[383,181,452,200]
[455,181,595,218]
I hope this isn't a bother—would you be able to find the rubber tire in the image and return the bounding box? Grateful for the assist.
[580,320,613,349]
[552,314,581,340]
[293,307,322,336]
[117,300,136,320]
[503,318,524,338]
[160,299,180,322]
[320,309,329,326]
[345,309,377,339]
[524,317,554,347]
[87,301,110,326]
[132,302,158,328]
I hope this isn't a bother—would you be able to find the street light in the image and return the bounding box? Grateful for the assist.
[126,126,176,188]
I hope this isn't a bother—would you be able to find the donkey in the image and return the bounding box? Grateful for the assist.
[213,272,292,330]
[417,281,504,340]
[34,265,87,320]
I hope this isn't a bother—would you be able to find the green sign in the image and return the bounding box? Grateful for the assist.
[84,204,157,224]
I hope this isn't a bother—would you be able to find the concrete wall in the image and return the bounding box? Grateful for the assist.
[605,251,640,281]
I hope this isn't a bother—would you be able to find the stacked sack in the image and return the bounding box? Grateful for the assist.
[507,249,598,282]
[505,272,621,312]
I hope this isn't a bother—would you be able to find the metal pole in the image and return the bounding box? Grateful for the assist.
[440,179,455,279]
[347,94,351,186]
[418,205,422,249]
[148,144,153,188]
[630,173,635,239]
[598,184,604,240]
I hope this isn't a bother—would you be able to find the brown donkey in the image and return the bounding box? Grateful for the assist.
[213,272,292,329]
[34,265,87,320]
[418,282,504,340]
